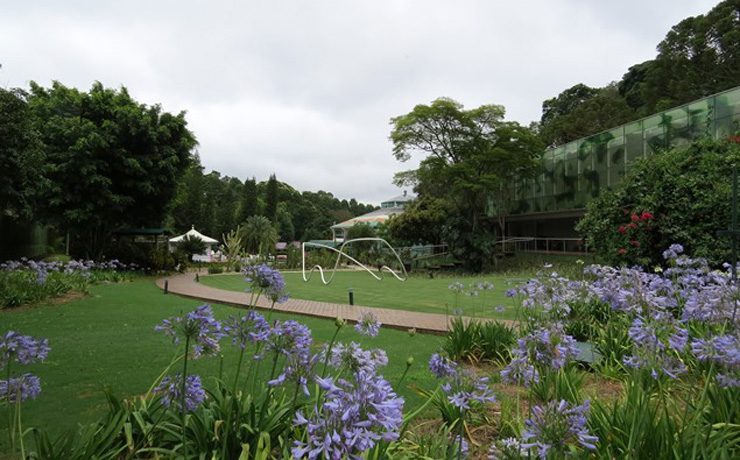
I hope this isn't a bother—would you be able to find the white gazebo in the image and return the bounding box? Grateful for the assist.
[168,226,219,261]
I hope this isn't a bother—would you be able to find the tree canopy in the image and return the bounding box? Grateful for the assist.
[541,1,740,145]
[27,81,197,258]
[540,85,636,146]
[0,88,43,221]
[391,97,543,271]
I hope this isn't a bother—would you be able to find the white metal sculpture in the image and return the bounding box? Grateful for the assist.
[301,237,408,284]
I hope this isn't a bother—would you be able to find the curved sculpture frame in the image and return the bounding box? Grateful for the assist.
[301,237,408,285]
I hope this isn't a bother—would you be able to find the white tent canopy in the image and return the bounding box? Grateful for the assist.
[168,226,218,244]
[169,226,220,261]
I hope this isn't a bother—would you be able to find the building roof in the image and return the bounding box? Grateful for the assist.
[331,206,406,229]
[382,192,414,205]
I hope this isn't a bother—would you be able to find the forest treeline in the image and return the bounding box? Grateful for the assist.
[169,163,377,244]
[537,0,740,147]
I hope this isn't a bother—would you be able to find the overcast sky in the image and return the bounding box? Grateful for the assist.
[1,0,721,205]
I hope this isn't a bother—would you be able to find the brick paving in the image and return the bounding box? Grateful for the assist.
[155,271,512,335]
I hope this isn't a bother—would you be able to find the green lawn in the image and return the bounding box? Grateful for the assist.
[0,279,442,452]
[201,271,527,320]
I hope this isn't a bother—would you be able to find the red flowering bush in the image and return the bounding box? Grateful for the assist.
[612,210,657,266]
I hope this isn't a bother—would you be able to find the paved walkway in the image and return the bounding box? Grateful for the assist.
[155,271,510,335]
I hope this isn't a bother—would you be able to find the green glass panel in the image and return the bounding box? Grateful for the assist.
[715,116,738,138]
[608,132,625,167]
[643,114,666,155]
[542,194,555,212]
[553,159,565,196]
[715,87,740,118]
[625,120,644,163]
[668,114,690,148]
[574,189,587,208]
[688,98,713,137]
[609,163,624,189]
[524,179,534,200]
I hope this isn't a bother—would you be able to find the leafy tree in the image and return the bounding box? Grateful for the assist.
[391,97,543,271]
[619,0,740,116]
[540,85,635,146]
[345,223,376,259]
[576,137,740,267]
[28,81,196,259]
[618,60,655,113]
[541,84,599,133]
[389,196,447,246]
[170,159,206,232]
[178,235,206,262]
[239,177,259,223]
[0,88,43,220]
[265,173,278,222]
[221,226,244,271]
[241,215,278,259]
[275,204,295,241]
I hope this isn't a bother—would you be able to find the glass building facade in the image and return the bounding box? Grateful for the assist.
[507,86,740,217]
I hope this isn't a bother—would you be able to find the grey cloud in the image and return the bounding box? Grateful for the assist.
[0,0,720,204]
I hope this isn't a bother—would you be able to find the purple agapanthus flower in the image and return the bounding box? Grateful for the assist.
[500,357,539,387]
[355,311,381,337]
[690,334,740,386]
[1,331,51,368]
[292,371,404,459]
[243,264,290,304]
[663,243,684,260]
[488,437,528,459]
[453,435,469,459]
[0,374,41,403]
[522,399,598,458]
[501,324,578,383]
[223,311,270,348]
[429,353,458,379]
[622,315,688,379]
[326,342,387,374]
[505,289,518,297]
[155,305,224,357]
[265,320,312,358]
[268,352,320,396]
[445,370,497,410]
[449,281,465,293]
[154,374,206,411]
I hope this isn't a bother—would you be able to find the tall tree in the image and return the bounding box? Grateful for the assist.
[264,173,278,222]
[619,0,740,115]
[275,204,295,241]
[241,215,278,259]
[540,85,636,146]
[391,97,543,271]
[540,83,599,131]
[28,81,196,259]
[239,177,259,223]
[0,88,43,220]
[170,158,205,232]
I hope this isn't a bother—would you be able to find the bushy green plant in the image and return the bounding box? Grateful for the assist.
[442,318,515,364]
[0,260,134,309]
[392,422,469,460]
[577,137,740,267]
[529,366,585,405]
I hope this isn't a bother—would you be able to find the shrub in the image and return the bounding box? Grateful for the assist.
[442,318,515,364]
[577,137,740,267]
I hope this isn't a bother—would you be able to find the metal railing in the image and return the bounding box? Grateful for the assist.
[497,237,588,254]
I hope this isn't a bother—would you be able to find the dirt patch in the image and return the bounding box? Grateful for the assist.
[47,291,88,305]
[1,291,89,313]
